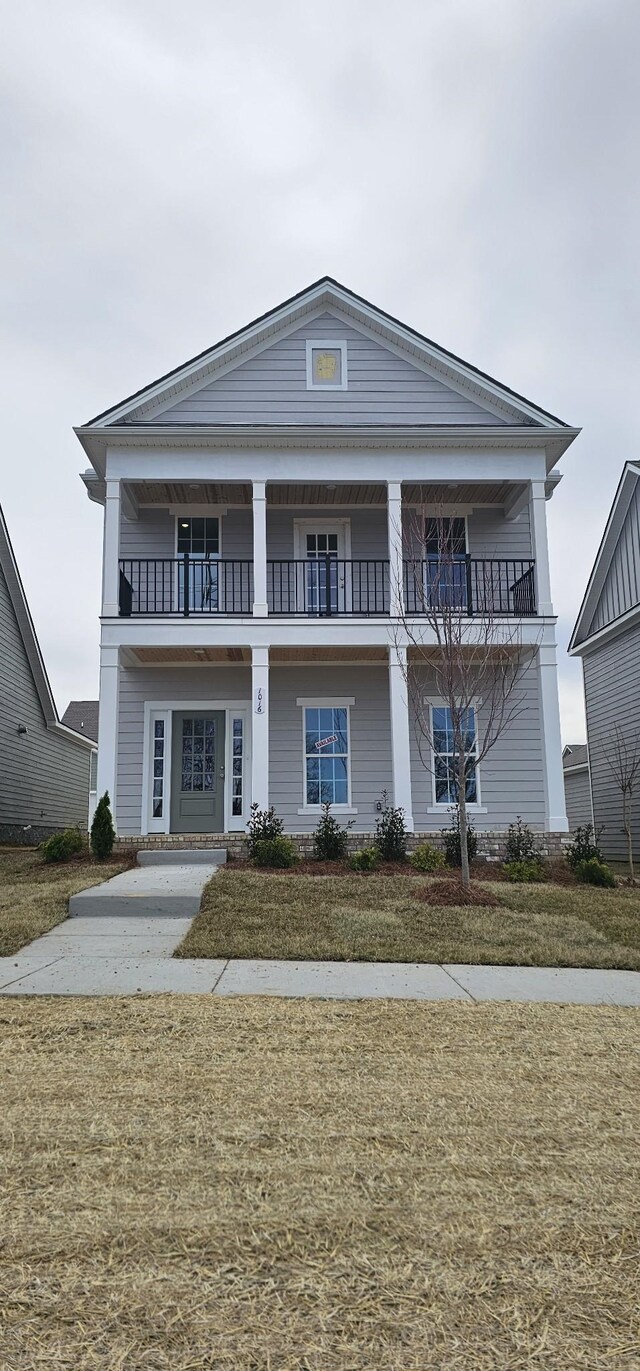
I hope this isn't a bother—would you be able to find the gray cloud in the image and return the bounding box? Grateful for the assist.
[1,0,637,733]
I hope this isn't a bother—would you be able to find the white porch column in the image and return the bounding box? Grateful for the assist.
[538,641,569,832]
[387,481,404,618]
[389,645,415,831]
[529,480,554,616]
[252,480,268,616]
[251,646,270,809]
[102,479,121,617]
[96,644,119,827]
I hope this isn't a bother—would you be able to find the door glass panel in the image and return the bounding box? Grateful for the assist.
[305,531,339,614]
[181,717,216,794]
[177,518,220,610]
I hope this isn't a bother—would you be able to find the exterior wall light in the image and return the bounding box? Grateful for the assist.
[17,724,27,735]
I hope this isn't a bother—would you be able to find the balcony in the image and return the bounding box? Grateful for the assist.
[118,556,536,617]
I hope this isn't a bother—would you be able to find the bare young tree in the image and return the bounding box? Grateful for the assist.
[601,723,640,878]
[391,507,538,887]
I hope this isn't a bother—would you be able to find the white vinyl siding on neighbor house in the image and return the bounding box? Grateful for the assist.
[151,313,506,426]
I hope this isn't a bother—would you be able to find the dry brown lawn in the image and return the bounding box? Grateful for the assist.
[1,996,639,1369]
[0,848,130,956]
[177,869,640,968]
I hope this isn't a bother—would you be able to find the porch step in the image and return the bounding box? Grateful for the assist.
[136,848,227,867]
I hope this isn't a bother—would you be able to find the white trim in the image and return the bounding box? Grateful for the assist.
[570,462,640,651]
[569,599,640,657]
[300,700,352,809]
[296,696,355,707]
[424,696,482,809]
[563,762,589,775]
[305,338,348,390]
[141,699,251,835]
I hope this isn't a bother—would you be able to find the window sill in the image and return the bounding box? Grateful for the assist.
[427,805,487,815]
[297,806,358,815]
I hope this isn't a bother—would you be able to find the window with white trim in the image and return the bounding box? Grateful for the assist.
[304,706,350,806]
[431,704,479,805]
[306,339,348,390]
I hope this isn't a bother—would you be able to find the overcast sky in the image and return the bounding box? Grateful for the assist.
[1,0,638,738]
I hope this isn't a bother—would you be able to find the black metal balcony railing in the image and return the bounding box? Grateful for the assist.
[118,558,253,616]
[268,559,390,616]
[117,555,536,617]
[402,558,536,616]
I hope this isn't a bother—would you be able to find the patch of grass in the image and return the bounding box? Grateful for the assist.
[177,869,640,967]
[0,847,130,955]
[0,996,638,1368]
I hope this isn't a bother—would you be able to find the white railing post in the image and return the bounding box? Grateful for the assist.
[251,646,270,809]
[252,480,268,616]
[538,640,569,832]
[387,481,404,617]
[96,644,119,828]
[102,479,121,618]
[529,480,554,616]
[389,645,415,830]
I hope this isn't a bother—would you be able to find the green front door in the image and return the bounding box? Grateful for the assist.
[170,712,225,834]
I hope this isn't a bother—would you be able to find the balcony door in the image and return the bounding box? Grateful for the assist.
[176,517,220,613]
[424,516,468,610]
[294,520,350,616]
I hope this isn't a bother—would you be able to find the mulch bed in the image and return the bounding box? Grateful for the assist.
[418,878,500,907]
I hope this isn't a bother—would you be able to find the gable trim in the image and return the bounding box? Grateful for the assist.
[569,462,640,652]
[83,277,572,431]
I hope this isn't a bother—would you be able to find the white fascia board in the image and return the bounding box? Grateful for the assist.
[569,462,640,651]
[563,762,589,775]
[47,720,96,750]
[105,447,549,486]
[101,617,551,652]
[569,599,640,656]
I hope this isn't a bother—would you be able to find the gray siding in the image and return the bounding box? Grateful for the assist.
[409,658,547,830]
[115,659,548,836]
[120,507,253,561]
[153,313,505,426]
[589,482,640,634]
[403,505,532,560]
[0,565,90,830]
[583,621,640,862]
[564,767,593,831]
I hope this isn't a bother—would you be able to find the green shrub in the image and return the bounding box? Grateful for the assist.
[567,823,603,870]
[90,792,115,859]
[574,857,616,888]
[442,807,478,867]
[375,805,408,862]
[410,842,445,872]
[40,827,85,864]
[251,837,299,869]
[313,802,352,861]
[505,817,540,863]
[504,858,545,884]
[246,804,284,859]
[349,846,379,872]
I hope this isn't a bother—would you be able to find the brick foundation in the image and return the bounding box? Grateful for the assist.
[115,830,571,861]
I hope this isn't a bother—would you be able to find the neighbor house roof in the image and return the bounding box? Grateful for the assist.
[562,744,589,771]
[0,505,94,751]
[61,700,99,744]
[569,461,640,653]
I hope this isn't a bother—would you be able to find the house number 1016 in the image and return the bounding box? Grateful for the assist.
[254,686,266,715]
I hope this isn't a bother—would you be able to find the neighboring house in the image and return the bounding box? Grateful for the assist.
[61,700,99,825]
[76,277,578,842]
[0,504,95,842]
[562,744,593,831]
[569,461,640,862]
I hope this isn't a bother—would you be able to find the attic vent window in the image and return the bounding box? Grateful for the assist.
[306,340,348,391]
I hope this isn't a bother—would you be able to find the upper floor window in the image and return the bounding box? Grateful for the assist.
[176,517,219,558]
[306,339,348,390]
[425,516,467,557]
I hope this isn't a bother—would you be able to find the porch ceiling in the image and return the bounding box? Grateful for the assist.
[129,479,521,507]
[129,645,389,665]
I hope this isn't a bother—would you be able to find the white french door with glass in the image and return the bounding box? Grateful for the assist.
[293,520,351,616]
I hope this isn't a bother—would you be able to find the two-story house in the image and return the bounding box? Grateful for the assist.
[76,279,577,845]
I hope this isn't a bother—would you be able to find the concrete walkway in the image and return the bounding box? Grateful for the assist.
[1,857,639,1002]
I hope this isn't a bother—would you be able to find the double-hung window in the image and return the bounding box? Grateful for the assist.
[177,517,220,611]
[303,706,350,806]
[432,704,479,805]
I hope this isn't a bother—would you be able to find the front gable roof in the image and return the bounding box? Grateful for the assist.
[0,506,94,750]
[570,462,640,653]
[81,277,573,431]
